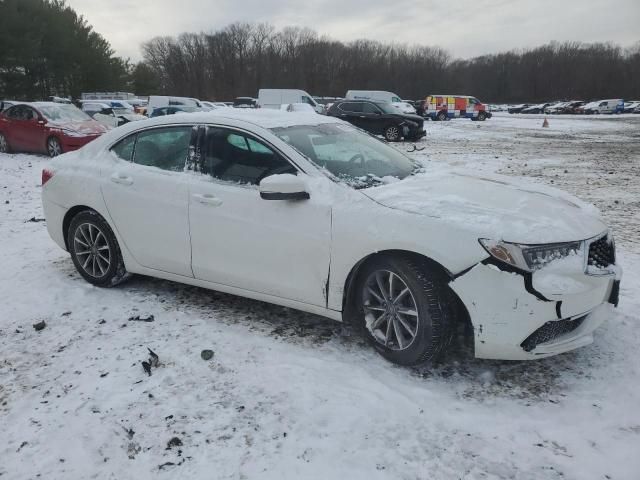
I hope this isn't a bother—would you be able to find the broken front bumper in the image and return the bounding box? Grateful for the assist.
[449,262,620,360]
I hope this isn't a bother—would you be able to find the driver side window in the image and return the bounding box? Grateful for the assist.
[202,128,297,185]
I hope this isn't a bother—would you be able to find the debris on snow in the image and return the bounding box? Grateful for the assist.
[32,320,46,331]
[200,349,214,361]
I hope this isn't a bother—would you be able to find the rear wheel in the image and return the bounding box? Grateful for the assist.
[356,256,453,366]
[384,125,401,142]
[47,137,62,157]
[67,210,129,287]
[436,111,447,121]
[0,133,9,153]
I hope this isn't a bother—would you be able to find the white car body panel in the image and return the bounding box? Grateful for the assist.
[101,157,194,277]
[41,110,620,361]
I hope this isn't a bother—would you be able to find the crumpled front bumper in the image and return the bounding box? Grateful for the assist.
[449,262,620,360]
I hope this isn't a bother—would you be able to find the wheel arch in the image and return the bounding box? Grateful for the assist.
[62,205,99,250]
[341,249,471,331]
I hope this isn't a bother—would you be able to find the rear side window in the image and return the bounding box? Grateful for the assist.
[111,134,136,161]
[339,102,363,113]
[362,103,381,114]
[134,127,193,171]
[201,127,296,185]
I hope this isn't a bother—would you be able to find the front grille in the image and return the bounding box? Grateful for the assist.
[521,316,586,352]
[588,235,615,269]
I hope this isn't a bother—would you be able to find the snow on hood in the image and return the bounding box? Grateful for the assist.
[48,119,106,136]
[362,169,606,244]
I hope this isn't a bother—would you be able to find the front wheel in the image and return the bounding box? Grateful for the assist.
[384,125,401,142]
[67,210,130,287]
[477,112,487,121]
[357,256,453,366]
[47,137,62,157]
[436,111,448,121]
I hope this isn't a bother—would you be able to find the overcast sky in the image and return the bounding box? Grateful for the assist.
[66,0,639,61]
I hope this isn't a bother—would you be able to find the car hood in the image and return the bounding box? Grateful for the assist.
[361,170,606,244]
[390,113,423,123]
[49,120,106,135]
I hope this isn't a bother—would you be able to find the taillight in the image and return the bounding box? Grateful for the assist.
[42,168,54,186]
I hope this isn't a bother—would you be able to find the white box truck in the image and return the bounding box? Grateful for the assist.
[258,89,323,113]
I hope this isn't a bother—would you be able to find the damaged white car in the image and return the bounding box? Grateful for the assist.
[41,110,621,366]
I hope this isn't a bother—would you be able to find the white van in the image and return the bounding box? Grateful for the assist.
[147,96,204,111]
[258,89,322,113]
[345,90,415,114]
[583,99,624,114]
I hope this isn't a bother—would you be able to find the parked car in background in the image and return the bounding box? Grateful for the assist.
[521,103,551,114]
[233,97,258,108]
[393,101,417,115]
[327,99,425,141]
[508,104,530,114]
[258,89,323,113]
[1,100,19,111]
[544,102,569,114]
[583,99,624,114]
[147,95,203,112]
[622,101,640,113]
[41,109,620,366]
[422,95,491,121]
[0,102,106,156]
[559,101,585,114]
[84,103,146,128]
[281,103,317,113]
[200,101,229,110]
[149,106,201,117]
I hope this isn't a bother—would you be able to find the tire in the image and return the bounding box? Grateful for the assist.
[436,111,447,121]
[0,132,10,153]
[355,255,453,366]
[47,136,62,157]
[384,125,401,142]
[477,111,487,121]
[67,210,130,287]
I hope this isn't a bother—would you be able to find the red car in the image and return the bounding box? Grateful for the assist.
[0,102,107,157]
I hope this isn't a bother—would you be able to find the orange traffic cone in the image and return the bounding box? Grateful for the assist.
[542,118,549,128]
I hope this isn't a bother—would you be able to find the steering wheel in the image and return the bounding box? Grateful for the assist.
[349,153,365,164]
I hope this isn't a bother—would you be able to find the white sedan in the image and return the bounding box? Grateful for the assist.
[41,110,621,366]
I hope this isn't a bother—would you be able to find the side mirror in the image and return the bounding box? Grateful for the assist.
[259,174,309,200]
[37,118,46,125]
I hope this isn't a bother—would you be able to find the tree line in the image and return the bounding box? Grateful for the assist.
[140,24,639,103]
[0,1,638,103]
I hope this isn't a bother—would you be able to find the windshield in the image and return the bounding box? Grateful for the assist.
[271,123,418,188]
[40,104,91,122]
[375,102,399,114]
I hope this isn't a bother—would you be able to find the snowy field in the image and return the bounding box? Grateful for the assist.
[1,113,639,479]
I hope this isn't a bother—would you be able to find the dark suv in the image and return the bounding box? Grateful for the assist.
[327,100,425,141]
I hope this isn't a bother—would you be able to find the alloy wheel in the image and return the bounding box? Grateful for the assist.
[73,222,111,278]
[0,134,8,153]
[385,126,399,141]
[362,270,419,351]
[47,138,62,157]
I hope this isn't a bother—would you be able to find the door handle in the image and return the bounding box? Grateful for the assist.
[192,193,223,207]
[110,173,133,185]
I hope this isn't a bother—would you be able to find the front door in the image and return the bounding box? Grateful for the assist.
[189,127,332,307]
[101,125,196,277]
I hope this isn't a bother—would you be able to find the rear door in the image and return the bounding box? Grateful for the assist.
[101,125,197,277]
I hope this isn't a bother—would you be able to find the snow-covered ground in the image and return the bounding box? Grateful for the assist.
[1,113,639,479]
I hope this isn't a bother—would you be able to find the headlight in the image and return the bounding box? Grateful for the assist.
[479,239,583,272]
